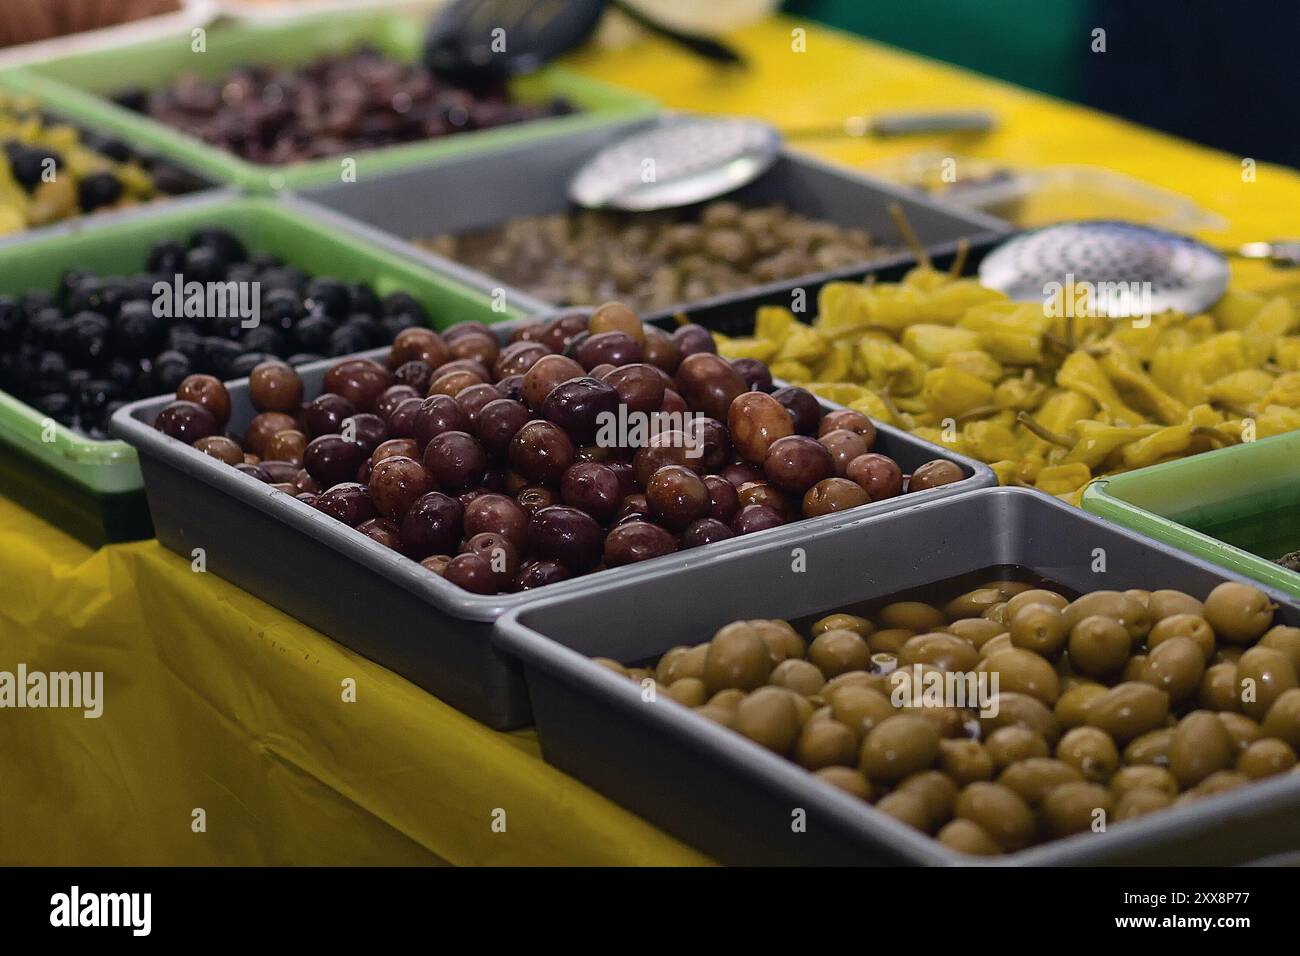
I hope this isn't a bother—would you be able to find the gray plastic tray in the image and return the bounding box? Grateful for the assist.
[295,116,1013,319]
[111,325,994,729]
[494,486,1300,865]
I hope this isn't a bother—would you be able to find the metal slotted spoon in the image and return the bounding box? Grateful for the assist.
[978,221,1232,316]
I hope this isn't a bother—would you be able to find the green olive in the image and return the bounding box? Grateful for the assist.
[732,686,802,754]
[978,648,1060,705]
[794,717,858,770]
[814,765,872,800]
[1141,635,1205,702]
[1260,625,1300,674]
[1005,588,1069,619]
[1121,654,1148,683]
[812,612,874,638]
[828,684,894,739]
[703,623,773,691]
[1010,603,1069,657]
[938,738,994,785]
[946,618,1006,649]
[808,628,872,677]
[1259,688,1300,749]
[1068,615,1132,677]
[1085,682,1170,742]
[980,691,1061,744]
[1146,589,1203,621]
[1237,737,1298,778]
[1199,662,1240,712]
[1218,711,1263,751]
[1203,581,1276,645]
[984,725,1049,771]
[897,770,959,829]
[979,633,1014,659]
[1056,726,1119,782]
[1064,591,1151,640]
[1041,781,1112,838]
[1109,765,1178,798]
[665,677,708,707]
[998,757,1082,805]
[899,632,980,672]
[936,818,1002,855]
[1125,588,1152,607]
[1169,710,1235,788]
[768,658,826,696]
[1054,682,1108,729]
[1236,646,1298,720]
[694,703,734,727]
[593,657,627,676]
[879,601,947,633]
[749,619,806,663]
[868,628,914,654]
[1123,727,1174,766]
[875,790,932,832]
[859,714,941,782]
[655,646,692,684]
[665,643,709,683]
[944,587,1004,619]
[954,782,1037,851]
[1191,769,1249,798]
[709,688,745,711]
[824,671,881,697]
[1115,787,1175,821]
[1148,613,1216,661]
[982,601,1010,625]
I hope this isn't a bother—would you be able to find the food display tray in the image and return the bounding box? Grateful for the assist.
[494,485,1300,865]
[295,115,1013,322]
[112,330,994,728]
[0,9,656,193]
[0,191,512,547]
[1083,431,1300,601]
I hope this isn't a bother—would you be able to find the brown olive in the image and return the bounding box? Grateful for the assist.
[1141,635,1206,702]
[809,629,872,677]
[908,459,964,492]
[984,726,1049,771]
[1237,646,1298,720]
[846,453,903,501]
[1056,726,1119,782]
[802,478,871,518]
[814,766,872,800]
[1041,781,1112,838]
[818,429,871,478]
[936,818,1002,855]
[1086,682,1169,742]
[588,301,645,344]
[764,435,835,496]
[859,714,941,782]
[1237,737,1298,778]
[176,374,232,427]
[954,782,1036,851]
[248,361,303,413]
[1259,688,1300,748]
[998,757,1083,806]
[1203,581,1276,645]
[728,391,794,462]
[193,434,244,464]
[1169,710,1235,788]
[1123,727,1174,766]
[1146,589,1204,621]
[1010,603,1069,657]
[732,687,801,754]
[676,352,746,421]
[794,718,858,770]
[265,429,308,467]
[521,354,585,411]
[703,622,775,692]
[899,633,979,672]
[1054,682,1107,730]
[938,738,994,785]
[978,648,1060,705]
[646,464,710,530]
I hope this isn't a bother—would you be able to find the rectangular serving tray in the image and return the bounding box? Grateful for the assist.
[494,485,1300,864]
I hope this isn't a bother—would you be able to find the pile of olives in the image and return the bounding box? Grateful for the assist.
[151,303,962,594]
[599,579,1300,855]
[0,227,421,438]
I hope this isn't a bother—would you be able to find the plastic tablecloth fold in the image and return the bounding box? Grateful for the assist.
[4,15,1300,866]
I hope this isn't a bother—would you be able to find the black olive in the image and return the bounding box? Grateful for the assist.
[199,337,243,379]
[34,392,76,426]
[147,240,187,275]
[190,227,247,265]
[77,172,124,212]
[305,278,350,319]
[151,350,191,394]
[380,312,419,341]
[0,295,24,347]
[114,300,163,357]
[262,288,305,331]
[182,246,225,284]
[228,351,275,379]
[293,314,334,353]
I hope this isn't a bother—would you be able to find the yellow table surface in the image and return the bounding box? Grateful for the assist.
[2,16,1298,866]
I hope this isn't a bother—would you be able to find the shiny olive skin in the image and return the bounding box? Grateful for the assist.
[529,505,603,572]
[399,491,464,560]
[908,459,964,492]
[860,714,941,782]
[542,376,619,445]
[802,477,870,518]
[728,391,794,463]
[764,435,835,495]
[176,374,231,427]
[603,520,678,567]
[771,385,822,435]
[676,352,747,421]
[509,421,576,485]
[368,455,433,519]
[248,361,302,413]
[846,453,903,501]
[646,464,711,531]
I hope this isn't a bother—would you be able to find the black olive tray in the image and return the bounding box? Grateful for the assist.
[111,323,995,729]
[494,486,1300,865]
[294,116,1013,322]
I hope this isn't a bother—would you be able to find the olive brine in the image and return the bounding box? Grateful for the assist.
[150,303,964,594]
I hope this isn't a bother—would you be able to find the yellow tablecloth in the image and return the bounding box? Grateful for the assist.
[3,16,1299,866]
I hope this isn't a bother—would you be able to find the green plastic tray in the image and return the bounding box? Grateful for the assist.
[1082,430,1300,599]
[0,191,524,545]
[0,10,654,193]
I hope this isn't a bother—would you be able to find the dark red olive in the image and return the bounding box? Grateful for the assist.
[368,455,433,519]
[304,393,356,438]
[235,462,271,482]
[496,374,526,403]
[772,385,822,436]
[154,400,218,444]
[522,354,585,411]
[295,492,319,507]
[645,464,710,531]
[542,376,619,445]
[685,415,730,470]
[176,375,231,427]
[681,518,734,548]
[391,327,449,368]
[412,394,471,452]
[847,453,904,501]
[442,320,493,345]
[721,461,764,487]
[463,493,528,550]
[476,398,531,457]
[819,409,877,445]
[423,431,488,492]
[731,357,773,393]
[908,459,965,492]
[494,340,552,379]
[643,327,682,373]
[461,531,519,588]
[399,491,464,559]
[322,358,394,412]
[540,311,590,353]
[509,420,575,484]
[261,460,301,484]
[632,430,701,487]
[670,323,717,357]
[303,434,366,488]
[576,331,642,370]
[529,505,603,572]
[516,485,559,517]
[393,360,435,394]
[615,493,650,523]
[675,352,746,421]
[357,517,401,549]
[376,384,420,422]
[560,461,622,523]
[515,558,571,590]
[316,482,377,527]
[449,331,500,368]
[764,435,835,495]
[387,397,422,438]
[455,382,504,424]
[704,474,740,523]
[602,363,665,415]
[603,520,678,567]
[731,504,785,535]
[443,552,499,594]
[340,413,388,455]
[607,461,638,497]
